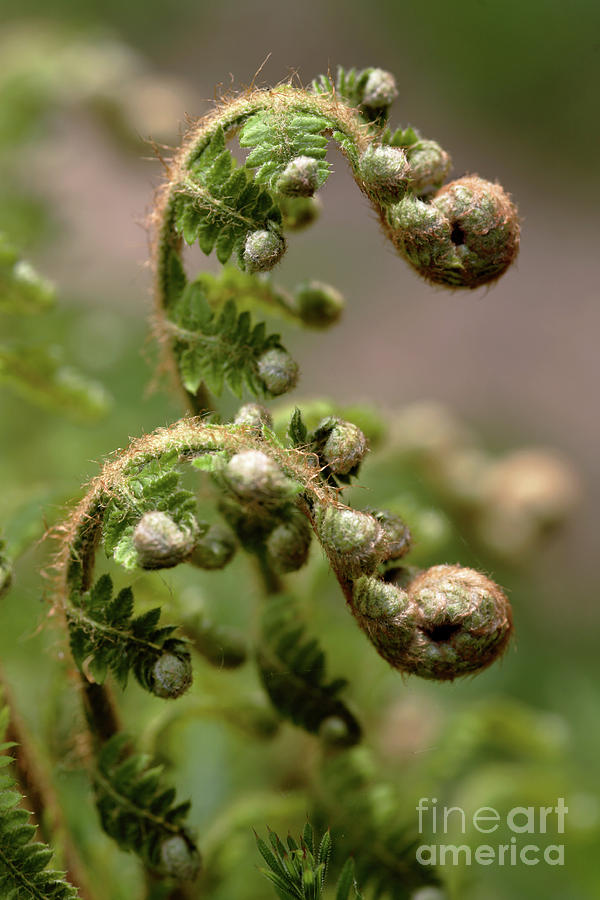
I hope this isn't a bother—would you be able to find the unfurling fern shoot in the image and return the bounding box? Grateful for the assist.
[39,64,521,896]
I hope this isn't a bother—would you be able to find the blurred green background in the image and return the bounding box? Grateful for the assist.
[0,0,598,897]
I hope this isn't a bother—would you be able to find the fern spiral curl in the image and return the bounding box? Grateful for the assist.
[151,65,519,410]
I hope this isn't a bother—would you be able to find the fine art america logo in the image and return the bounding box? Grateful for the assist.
[416,798,568,867]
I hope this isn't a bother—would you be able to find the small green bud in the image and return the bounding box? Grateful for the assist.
[257,347,299,396]
[315,505,385,576]
[359,145,410,202]
[367,509,411,560]
[361,68,398,109]
[132,511,197,569]
[388,176,520,288]
[223,450,297,506]
[151,651,193,699]
[314,416,368,475]
[319,715,356,747]
[266,510,312,573]
[234,402,274,431]
[279,195,321,230]
[243,229,286,273]
[189,523,237,570]
[160,835,201,881]
[276,156,320,197]
[294,281,344,328]
[406,139,452,196]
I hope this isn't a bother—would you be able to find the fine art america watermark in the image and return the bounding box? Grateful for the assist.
[415,798,567,867]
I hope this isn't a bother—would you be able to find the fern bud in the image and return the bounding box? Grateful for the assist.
[315,506,385,576]
[223,450,297,506]
[257,347,299,395]
[352,566,512,680]
[319,715,357,747]
[132,511,197,569]
[160,835,201,881]
[404,565,512,680]
[361,68,398,109]
[234,402,274,431]
[367,509,412,560]
[389,176,520,288]
[243,229,286,273]
[406,140,452,196]
[189,523,237,570]
[359,145,410,202]
[151,651,193,699]
[279,195,321,230]
[266,510,312,573]
[314,416,368,475]
[294,281,344,328]
[276,156,320,197]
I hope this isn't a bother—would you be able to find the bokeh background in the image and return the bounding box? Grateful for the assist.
[0,1,599,898]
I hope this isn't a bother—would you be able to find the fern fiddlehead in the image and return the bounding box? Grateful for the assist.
[151,65,519,412]
[48,65,521,892]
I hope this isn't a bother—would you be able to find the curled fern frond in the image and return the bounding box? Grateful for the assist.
[67,574,192,698]
[0,741,80,899]
[257,593,362,746]
[94,733,200,882]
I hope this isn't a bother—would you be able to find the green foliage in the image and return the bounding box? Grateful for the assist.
[0,739,79,899]
[0,233,109,421]
[0,233,55,313]
[256,824,363,900]
[311,66,372,111]
[94,733,200,881]
[170,277,294,397]
[102,451,199,570]
[381,126,420,149]
[0,344,110,422]
[317,751,441,899]
[257,594,362,746]
[67,573,190,696]
[239,109,330,194]
[174,127,283,267]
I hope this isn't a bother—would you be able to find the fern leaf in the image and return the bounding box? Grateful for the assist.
[317,750,442,899]
[173,128,282,268]
[102,453,200,570]
[0,344,110,421]
[239,110,330,194]
[170,279,291,398]
[256,594,361,746]
[0,742,80,899]
[256,825,364,900]
[311,66,370,111]
[0,233,55,313]
[68,574,191,698]
[94,734,200,882]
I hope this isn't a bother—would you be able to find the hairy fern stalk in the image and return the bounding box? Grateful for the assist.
[1,64,524,898]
